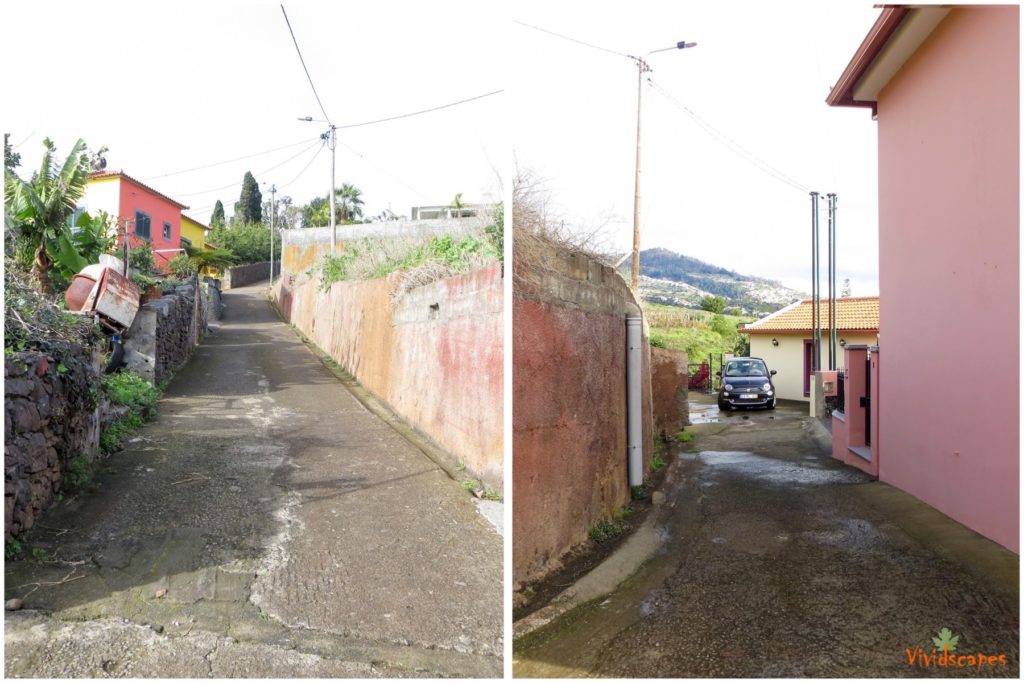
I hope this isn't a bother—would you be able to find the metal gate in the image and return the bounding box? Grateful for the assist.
[863,356,872,446]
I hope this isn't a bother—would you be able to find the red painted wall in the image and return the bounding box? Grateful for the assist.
[512,244,654,585]
[275,265,503,488]
[117,177,182,270]
[875,7,1019,552]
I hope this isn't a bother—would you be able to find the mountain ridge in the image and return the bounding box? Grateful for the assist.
[624,247,807,315]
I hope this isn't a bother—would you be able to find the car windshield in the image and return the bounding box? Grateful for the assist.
[725,359,768,377]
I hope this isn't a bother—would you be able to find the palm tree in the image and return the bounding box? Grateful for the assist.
[184,244,236,274]
[334,183,364,224]
[5,138,92,294]
[450,192,469,218]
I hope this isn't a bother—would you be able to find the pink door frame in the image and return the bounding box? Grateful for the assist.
[803,339,813,396]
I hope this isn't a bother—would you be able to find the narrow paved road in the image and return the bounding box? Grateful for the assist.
[5,282,503,678]
[514,395,1018,678]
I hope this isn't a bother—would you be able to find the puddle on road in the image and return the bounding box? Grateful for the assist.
[802,517,887,552]
[688,451,869,487]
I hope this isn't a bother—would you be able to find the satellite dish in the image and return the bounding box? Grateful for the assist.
[92,156,107,171]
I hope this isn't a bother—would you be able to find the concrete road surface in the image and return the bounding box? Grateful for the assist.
[514,395,1018,678]
[5,281,503,678]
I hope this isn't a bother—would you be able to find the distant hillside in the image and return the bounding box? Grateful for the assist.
[624,248,807,315]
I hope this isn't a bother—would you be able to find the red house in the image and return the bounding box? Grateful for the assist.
[81,171,188,270]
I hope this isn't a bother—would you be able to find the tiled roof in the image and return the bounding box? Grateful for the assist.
[88,171,189,210]
[740,296,879,334]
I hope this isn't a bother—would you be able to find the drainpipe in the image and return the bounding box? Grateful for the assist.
[626,306,644,487]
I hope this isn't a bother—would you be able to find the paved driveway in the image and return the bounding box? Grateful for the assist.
[514,394,1018,677]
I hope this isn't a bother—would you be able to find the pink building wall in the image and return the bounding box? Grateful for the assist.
[875,7,1018,552]
[117,177,182,269]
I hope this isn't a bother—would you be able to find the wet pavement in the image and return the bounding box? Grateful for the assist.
[5,282,502,678]
[514,394,1019,677]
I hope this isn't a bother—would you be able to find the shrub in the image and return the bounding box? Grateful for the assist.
[102,371,160,415]
[169,253,197,279]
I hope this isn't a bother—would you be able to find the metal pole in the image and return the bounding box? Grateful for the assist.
[810,192,820,372]
[829,193,839,368]
[626,314,644,487]
[831,194,839,366]
[826,192,833,369]
[270,184,276,287]
[328,125,337,254]
[630,58,647,294]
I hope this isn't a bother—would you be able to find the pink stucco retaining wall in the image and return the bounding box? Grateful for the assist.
[512,242,654,585]
[875,7,1019,552]
[274,265,503,489]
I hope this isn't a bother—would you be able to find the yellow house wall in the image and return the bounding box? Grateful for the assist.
[179,217,208,250]
[750,331,879,402]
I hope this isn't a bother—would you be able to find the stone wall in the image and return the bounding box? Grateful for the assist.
[651,347,690,438]
[512,238,654,585]
[124,278,213,385]
[223,262,281,290]
[5,348,101,538]
[274,264,503,489]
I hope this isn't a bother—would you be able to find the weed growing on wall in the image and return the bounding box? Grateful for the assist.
[99,371,162,454]
[316,230,499,293]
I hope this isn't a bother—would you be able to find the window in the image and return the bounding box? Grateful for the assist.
[135,210,151,240]
[180,236,192,250]
[163,222,172,241]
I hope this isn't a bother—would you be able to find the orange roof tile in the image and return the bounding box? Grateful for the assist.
[740,296,879,334]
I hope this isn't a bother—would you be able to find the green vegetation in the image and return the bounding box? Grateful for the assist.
[5,538,24,560]
[102,372,161,415]
[676,431,694,443]
[30,547,50,562]
[5,137,108,295]
[588,505,633,543]
[99,371,161,454]
[317,232,499,292]
[210,200,226,229]
[66,455,92,490]
[460,478,502,501]
[631,484,648,501]
[646,304,754,362]
[700,295,727,313]
[233,171,262,225]
[209,221,271,265]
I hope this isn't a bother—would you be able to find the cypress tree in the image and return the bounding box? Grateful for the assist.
[210,200,226,229]
[234,171,262,224]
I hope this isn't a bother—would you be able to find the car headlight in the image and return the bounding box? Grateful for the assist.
[762,383,771,391]
[724,384,733,391]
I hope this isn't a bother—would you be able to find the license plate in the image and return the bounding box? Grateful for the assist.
[740,394,758,399]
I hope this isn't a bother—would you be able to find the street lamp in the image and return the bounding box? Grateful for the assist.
[298,116,337,253]
[630,40,697,294]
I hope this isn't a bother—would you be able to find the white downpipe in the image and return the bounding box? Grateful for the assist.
[626,313,644,487]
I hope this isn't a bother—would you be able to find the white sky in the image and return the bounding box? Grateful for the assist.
[511,0,884,294]
[3,1,506,226]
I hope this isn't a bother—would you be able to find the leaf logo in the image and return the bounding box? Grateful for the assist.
[932,627,960,652]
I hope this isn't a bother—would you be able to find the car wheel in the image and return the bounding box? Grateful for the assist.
[718,400,729,411]
[766,397,776,410]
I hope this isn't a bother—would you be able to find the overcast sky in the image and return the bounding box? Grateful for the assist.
[3,1,505,226]
[6,1,890,294]
[511,0,884,294]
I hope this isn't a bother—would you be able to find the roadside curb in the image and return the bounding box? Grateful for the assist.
[513,458,685,641]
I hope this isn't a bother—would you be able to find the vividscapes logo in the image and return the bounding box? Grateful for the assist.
[904,628,1009,672]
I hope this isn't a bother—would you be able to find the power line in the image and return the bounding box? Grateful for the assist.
[334,138,430,200]
[174,140,322,198]
[651,83,812,194]
[278,139,327,189]
[513,20,630,59]
[142,138,319,181]
[280,4,332,125]
[335,90,504,130]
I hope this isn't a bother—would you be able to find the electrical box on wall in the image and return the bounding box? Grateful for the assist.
[820,370,838,397]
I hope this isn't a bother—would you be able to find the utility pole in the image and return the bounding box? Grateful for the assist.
[328,125,337,254]
[631,58,648,294]
[629,41,697,294]
[270,184,277,287]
